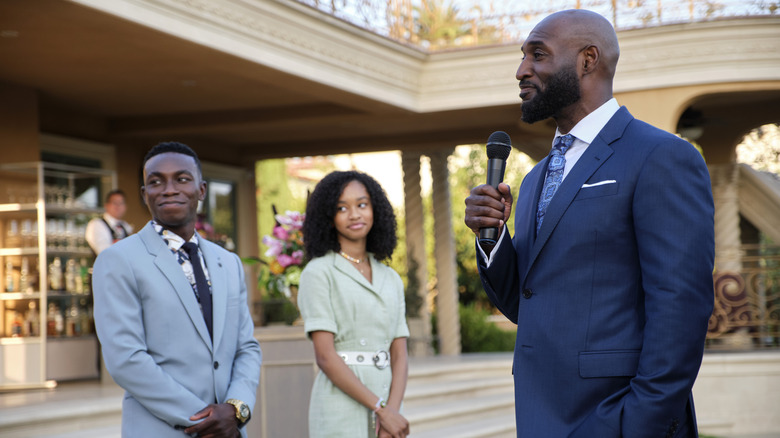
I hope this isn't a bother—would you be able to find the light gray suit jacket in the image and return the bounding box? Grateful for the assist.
[93,222,262,437]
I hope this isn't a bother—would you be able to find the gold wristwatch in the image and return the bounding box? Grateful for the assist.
[225,399,250,424]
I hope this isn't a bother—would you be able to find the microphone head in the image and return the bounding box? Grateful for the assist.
[486,131,512,160]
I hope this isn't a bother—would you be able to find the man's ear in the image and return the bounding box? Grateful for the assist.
[582,45,599,74]
[199,180,207,201]
[140,186,147,206]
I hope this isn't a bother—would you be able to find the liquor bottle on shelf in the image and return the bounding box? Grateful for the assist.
[24,301,39,337]
[79,258,90,294]
[29,258,40,292]
[5,261,15,293]
[31,219,38,248]
[11,312,23,337]
[46,302,64,336]
[20,257,30,293]
[46,303,56,336]
[6,219,21,248]
[65,258,77,293]
[49,257,63,292]
[78,298,91,335]
[65,220,77,251]
[21,219,33,247]
[65,302,80,336]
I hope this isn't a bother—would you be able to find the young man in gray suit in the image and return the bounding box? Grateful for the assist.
[93,142,261,437]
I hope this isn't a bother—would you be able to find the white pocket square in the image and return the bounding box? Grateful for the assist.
[582,180,617,188]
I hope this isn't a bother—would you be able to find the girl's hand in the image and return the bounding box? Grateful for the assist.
[376,406,410,438]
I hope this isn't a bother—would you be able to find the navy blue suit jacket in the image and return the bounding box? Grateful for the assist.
[478,107,714,437]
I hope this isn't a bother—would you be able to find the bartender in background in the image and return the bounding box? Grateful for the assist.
[86,189,133,255]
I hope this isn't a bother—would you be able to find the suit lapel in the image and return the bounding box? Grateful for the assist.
[527,107,631,270]
[201,242,226,352]
[139,223,213,351]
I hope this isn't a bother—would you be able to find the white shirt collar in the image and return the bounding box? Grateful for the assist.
[103,213,122,227]
[151,220,199,252]
[555,98,620,145]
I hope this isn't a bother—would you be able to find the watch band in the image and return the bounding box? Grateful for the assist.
[225,398,250,424]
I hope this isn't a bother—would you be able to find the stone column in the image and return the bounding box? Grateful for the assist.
[401,152,433,356]
[710,163,742,273]
[428,149,461,355]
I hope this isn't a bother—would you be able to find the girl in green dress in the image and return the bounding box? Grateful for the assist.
[298,170,410,438]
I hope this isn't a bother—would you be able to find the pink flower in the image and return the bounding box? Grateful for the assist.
[272,225,289,240]
[276,211,305,230]
[277,253,297,268]
[262,236,282,257]
[291,250,304,264]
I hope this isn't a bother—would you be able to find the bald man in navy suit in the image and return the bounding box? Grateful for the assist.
[465,10,714,438]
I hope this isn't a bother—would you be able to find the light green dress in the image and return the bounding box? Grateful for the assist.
[298,251,410,438]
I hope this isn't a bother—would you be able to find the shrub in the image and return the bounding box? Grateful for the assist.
[459,304,516,352]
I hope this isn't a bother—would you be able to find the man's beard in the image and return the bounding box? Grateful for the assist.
[521,66,581,124]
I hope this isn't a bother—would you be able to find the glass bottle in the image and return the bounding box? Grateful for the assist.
[65,258,77,293]
[19,257,30,292]
[24,301,39,337]
[54,304,64,336]
[78,298,91,335]
[6,219,21,247]
[20,219,32,247]
[30,258,40,292]
[11,311,23,337]
[66,302,79,336]
[46,303,58,336]
[79,258,90,294]
[49,257,63,292]
[5,261,15,293]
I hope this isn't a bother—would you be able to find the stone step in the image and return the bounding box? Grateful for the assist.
[46,425,121,438]
[404,374,513,407]
[406,391,516,434]
[407,353,513,384]
[0,391,121,438]
[411,412,516,438]
[0,354,516,437]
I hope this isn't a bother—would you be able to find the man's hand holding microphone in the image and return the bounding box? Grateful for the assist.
[464,131,513,254]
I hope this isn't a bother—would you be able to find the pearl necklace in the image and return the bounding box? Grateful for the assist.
[339,251,366,265]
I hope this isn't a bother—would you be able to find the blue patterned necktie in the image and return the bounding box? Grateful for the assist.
[536,134,575,234]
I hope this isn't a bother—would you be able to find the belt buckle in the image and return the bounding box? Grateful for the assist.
[372,350,389,369]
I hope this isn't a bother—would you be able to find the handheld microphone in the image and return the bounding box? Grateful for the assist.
[479,131,512,245]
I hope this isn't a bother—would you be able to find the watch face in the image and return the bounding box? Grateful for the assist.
[239,404,250,419]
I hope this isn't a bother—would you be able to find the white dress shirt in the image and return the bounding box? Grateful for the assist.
[85,213,133,255]
[479,98,621,265]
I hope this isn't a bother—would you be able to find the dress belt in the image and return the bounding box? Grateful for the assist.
[338,350,390,369]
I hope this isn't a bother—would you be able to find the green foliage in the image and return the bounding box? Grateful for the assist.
[413,0,470,49]
[404,255,424,318]
[431,303,516,353]
[448,145,535,310]
[458,303,516,352]
[261,297,300,325]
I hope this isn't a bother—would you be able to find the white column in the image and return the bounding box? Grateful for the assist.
[710,163,742,273]
[428,149,461,355]
[401,152,433,356]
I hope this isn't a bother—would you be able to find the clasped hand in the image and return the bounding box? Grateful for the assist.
[375,405,410,438]
[184,403,240,438]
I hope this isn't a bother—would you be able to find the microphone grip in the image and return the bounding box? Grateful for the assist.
[485,158,506,189]
[479,158,507,245]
